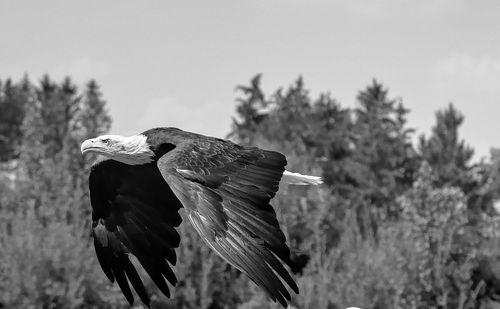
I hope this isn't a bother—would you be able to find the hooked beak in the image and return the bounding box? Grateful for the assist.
[81,138,102,155]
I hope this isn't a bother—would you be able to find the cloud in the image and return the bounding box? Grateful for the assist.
[53,56,110,83]
[433,52,500,92]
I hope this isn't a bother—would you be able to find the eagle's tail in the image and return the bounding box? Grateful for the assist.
[281,170,323,185]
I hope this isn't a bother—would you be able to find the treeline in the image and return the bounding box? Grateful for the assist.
[0,74,499,309]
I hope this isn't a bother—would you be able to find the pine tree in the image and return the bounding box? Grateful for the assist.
[71,79,112,177]
[77,79,111,139]
[229,74,266,144]
[0,78,29,161]
[352,79,417,219]
[419,103,474,191]
[0,75,120,308]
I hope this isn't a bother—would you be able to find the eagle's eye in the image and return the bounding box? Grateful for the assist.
[102,138,110,144]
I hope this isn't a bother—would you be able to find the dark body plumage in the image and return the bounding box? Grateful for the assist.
[89,127,298,307]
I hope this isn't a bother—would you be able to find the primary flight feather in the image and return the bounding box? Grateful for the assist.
[81,127,322,307]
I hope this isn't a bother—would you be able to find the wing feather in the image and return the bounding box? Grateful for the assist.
[89,160,183,307]
[156,136,298,307]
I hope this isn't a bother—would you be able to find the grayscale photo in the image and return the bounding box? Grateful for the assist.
[0,1,499,308]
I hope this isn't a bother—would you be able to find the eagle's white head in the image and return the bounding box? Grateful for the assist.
[80,134,155,165]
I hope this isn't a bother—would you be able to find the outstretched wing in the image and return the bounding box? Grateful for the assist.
[157,136,298,307]
[89,159,183,307]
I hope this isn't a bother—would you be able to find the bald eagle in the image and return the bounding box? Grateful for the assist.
[80,127,322,307]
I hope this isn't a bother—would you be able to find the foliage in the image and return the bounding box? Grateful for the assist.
[352,80,418,217]
[0,77,29,161]
[396,163,473,309]
[419,104,474,190]
[0,76,123,308]
[1,73,500,309]
[228,75,500,309]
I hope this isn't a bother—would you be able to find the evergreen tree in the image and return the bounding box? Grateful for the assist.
[263,77,311,147]
[0,78,29,161]
[419,103,474,191]
[70,79,112,177]
[0,75,122,308]
[36,76,81,156]
[352,79,417,221]
[77,79,111,139]
[229,74,266,145]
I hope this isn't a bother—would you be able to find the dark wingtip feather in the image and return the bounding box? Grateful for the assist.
[112,265,134,306]
[119,255,151,307]
[160,259,178,286]
[93,239,115,283]
[276,295,288,308]
[289,280,299,295]
[165,248,177,266]
[139,258,171,298]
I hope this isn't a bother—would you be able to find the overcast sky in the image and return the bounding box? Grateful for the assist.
[1,0,499,161]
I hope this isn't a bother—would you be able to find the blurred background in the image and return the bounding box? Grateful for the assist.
[1,1,500,308]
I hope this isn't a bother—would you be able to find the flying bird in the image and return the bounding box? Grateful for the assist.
[80,127,322,307]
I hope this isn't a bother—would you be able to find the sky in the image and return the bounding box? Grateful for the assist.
[1,0,499,161]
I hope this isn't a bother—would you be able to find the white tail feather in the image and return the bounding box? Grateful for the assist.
[281,170,323,185]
